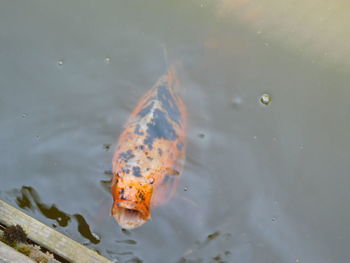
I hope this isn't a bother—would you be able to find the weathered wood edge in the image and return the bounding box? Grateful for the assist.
[0,200,114,263]
[0,241,36,263]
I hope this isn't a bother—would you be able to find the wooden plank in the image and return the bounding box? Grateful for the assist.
[0,200,114,263]
[0,241,36,263]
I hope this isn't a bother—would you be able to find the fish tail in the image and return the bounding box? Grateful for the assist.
[161,43,169,69]
[159,44,185,95]
[165,63,186,97]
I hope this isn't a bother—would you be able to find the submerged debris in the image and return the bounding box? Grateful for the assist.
[103,144,111,151]
[207,231,220,241]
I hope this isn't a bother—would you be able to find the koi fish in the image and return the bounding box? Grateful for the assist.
[111,67,187,229]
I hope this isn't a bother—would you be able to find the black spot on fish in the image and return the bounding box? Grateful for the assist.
[157,85,181,125]
[177,142,183,151]
[119,150,134,160]
[138,101,154,118]
[134,124,144,135]
[138,192,145,201]
[133,167,142,177]
[120,189,124,195]
[143,109,178,149]
[135,145,144,150]
[122,168,130,174]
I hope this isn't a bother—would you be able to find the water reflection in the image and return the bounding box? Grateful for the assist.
[15,186,100,244]
[217,0,350,67]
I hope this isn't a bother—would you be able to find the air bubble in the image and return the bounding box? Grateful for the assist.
[21,113,28,118]
[57,60,63,66]
[105,57,111,63]
[272,217,277,221]
[184,186,188,191]
[260,93,272,105]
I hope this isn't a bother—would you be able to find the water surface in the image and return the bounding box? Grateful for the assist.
[1,1,350,262]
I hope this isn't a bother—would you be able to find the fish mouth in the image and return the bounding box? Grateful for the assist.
[112,201,149,229]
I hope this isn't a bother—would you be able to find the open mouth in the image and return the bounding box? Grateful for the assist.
[112,202,148,229]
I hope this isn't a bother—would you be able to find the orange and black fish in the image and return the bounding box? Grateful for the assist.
[111,67,187,229]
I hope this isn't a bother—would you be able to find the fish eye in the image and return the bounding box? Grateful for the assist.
[148,178,154,184]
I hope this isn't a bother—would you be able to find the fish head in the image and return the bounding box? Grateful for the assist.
[111,175,153,229]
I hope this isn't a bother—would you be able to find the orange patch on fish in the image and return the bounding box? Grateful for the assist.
[111,67,187,229]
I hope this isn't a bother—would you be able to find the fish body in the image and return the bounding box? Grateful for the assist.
[111,67,187,229]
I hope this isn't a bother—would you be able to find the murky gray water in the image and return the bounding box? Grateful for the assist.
[1,1,350,262]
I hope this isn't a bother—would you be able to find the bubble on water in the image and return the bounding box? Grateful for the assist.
[295,258,301,263]
[260,93,272,105]
[21,113,28,118]
[184,186,188,191]
[253,135,257,140]
[272,216,277,222]
[57,60,63,66]
[105,57,111,63]
[272,137,278,142]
